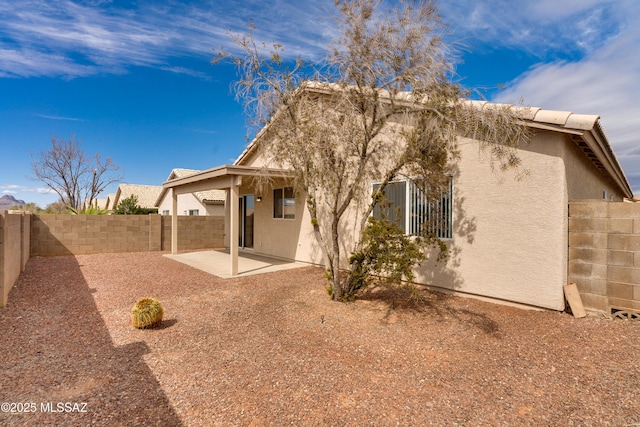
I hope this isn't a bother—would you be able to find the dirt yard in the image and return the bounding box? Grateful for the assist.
[1,252,638,426]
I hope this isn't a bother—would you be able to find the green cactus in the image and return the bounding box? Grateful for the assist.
[131,297,164,329]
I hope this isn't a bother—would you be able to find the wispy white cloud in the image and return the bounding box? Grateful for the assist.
[440,0,620,57]
[1,184,55,194]
[34,113,84,121]
[491,0,640,194]
[0,0,334,79]
[188,128,218,135]
[1,0,638,196]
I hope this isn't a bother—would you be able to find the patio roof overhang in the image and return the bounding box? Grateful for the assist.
[162,164,294,194]
[162,164,295,277]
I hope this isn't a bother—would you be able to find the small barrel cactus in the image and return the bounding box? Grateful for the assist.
[131,297,164,329]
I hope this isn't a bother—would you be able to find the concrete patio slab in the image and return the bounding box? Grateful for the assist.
[164,249,308,278]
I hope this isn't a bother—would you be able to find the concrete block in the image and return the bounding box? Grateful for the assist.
[569,201,609,218]
[609,202,640,219]
[634,284,640,302]
[635,219,640,235]
[569,275,591,294]
[569,247,608,264]
[609,218,634,234]
[607,281,634,300]
[569,217,608,233]
[591,263,608,279]
[608,234,640,251]
[573,277,607,295]
[568,261,592,277]
[607,265,640,284]
[608,297,640,310]
[569,232,608,249]
[608,250,634,266]
[580,293,608,312]
[636,252,640,267]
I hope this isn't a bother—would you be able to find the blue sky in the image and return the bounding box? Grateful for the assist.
[1,0,638,207]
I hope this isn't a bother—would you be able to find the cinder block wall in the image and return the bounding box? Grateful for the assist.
[160,216,225,250]
[1,211,31,307]
[31,214,225,256]
[31,214,153,256]
[569,200,640,315]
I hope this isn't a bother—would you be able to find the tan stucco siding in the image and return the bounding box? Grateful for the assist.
[560,134,624,201]
[413,136,568,310]
[239,131,587,310]
[252,188,302,259]
[248,187,323,264]
[157,193,223,216]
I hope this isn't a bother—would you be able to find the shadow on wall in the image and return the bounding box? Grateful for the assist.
[413,169,477,294]
[0,256,183,426]
[30,215,74,256]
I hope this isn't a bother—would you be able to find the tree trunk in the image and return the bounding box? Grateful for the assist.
[330,217,343,301]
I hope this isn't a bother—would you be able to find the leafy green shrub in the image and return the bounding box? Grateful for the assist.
[113,194,157,214]
[340,217,425,301]
[131,297,164,329]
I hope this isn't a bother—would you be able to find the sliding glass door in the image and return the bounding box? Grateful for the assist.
[238,195,254,249]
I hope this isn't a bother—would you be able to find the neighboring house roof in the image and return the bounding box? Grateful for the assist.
[233,82,633,199]
[105,193,116,210]
[94,199,107,210]
[113,184,163,209]
[155,168,227,207]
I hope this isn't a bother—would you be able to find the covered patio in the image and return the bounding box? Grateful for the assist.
[164,249,307,279]
[162,164,296,277]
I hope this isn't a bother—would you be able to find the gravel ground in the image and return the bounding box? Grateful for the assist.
[1,252,639,426]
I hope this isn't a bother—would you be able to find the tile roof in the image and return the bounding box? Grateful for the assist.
[233,84,631,198]
[155,169,226,207]
[114,184,163,209]
[105,193,116,210]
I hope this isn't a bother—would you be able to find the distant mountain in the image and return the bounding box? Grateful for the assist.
[0,195,26,210]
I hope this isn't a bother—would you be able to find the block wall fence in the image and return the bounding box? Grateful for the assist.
[30,214,225,256]
[0,213,224,307]
[0,211,31,307]
[3,206,640,313]
[569,200,640,316]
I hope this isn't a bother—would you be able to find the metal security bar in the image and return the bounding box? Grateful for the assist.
[407,179,453,239]
[373,178,453,240]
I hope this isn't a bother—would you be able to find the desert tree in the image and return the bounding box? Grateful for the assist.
[217,0,531,301]
[31,135,123,211]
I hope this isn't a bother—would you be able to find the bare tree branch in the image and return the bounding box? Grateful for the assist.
[217,0,531,301]
[30,135,123,210]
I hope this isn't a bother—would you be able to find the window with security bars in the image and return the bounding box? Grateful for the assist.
[372,178,453,239]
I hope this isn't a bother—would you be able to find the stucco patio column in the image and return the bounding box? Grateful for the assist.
[229,181,239,276]
[171,188,178,255]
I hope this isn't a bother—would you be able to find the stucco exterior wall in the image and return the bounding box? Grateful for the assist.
[410,135,569,310]
[561,133,625,201]
[157,192,224,216]
[235,124,628,310]
[239,133,570,309]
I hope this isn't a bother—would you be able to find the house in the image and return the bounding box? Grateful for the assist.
[155,169,225,216]
[105,193,116,211]
[89,198,108,210]
[162,86,633,311]
[111,184,163,212]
